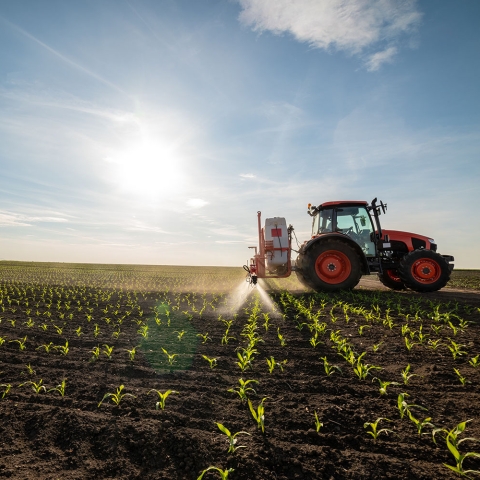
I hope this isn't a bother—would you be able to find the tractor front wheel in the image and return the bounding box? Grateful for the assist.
[378,269,405,290]
[398,249,450,292]
[296,240,362,292]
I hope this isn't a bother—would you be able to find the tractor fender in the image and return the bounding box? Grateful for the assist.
[300,234,370,274]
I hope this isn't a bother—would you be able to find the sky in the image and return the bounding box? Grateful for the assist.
[0,0,479,268]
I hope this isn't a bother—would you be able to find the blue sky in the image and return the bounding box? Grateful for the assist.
[0,0,479,268]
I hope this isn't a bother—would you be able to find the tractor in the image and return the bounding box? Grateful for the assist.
[244,198,454,292]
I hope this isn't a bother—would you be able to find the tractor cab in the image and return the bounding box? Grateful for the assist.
[310,201,377,257]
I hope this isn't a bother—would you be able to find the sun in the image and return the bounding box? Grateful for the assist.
[105,137,186,200]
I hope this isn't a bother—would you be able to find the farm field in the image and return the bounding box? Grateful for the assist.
[0,262,479,480]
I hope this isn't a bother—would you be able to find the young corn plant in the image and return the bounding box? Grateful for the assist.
[320,356,341,376]
[227,378,258,403]
[98,385,136,407]
[0,383,12,399]
[404,336,416,352]
[374,378,399,396]
[90,346,101,361]
[277,328,287,347]
[432,419,478,449]
[148,389,177,410]
[202,355,217,369]
[397,392,427,420]
[313,411,323,433]
[55,341,69,356]
[353,352,381,381]
[401,364,419,385]
[216,423,250,453]
[469,355,479,368]
[20,379,46,394]
[48,379,67,397]
[102,344,114,359]
[174,330,186,341]
[364,418,394,441]
[248,397,267,433]
[454,368,471,386]
[24,363,36,375]
[407,409,434,435]
[372,341,383,353]
[10,336,27,351]
[197,333,211,344]
[125,346,138,361]
[197,466,234,480]
[443,437,480,478]
[161,348,178,366]
[447,339,468,360]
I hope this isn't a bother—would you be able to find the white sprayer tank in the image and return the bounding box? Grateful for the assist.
[264,217,288,271]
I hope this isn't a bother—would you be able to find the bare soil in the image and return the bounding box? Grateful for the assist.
[1,273,480,480]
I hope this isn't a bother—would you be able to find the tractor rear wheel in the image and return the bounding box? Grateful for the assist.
[296,240,362,292]
[398,249,450,292]
[378,269,405,290]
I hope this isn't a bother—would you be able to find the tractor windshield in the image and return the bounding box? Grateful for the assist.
[336,206,376,257]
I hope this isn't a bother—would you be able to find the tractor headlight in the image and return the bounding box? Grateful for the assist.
[428,238,435,243]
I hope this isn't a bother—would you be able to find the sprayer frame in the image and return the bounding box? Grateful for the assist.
[248,211,293,280]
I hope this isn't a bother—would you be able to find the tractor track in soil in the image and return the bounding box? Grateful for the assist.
[0,274,479,480]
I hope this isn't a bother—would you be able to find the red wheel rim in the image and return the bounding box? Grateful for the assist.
[410,258,441,283]
[386,269,401,282]
[315,250,351,284]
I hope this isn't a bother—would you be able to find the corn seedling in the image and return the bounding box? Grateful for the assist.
[91,346,101,361]
[397,392,427,419]
[102,344,114,359]
[137,325,149,338]
[358,325,371,335]
[428,339,443,350]
[0,383,12,399]
[431,324,443,335]
[93,323,101,338]
[248,397,267,433]
[20,379,46,394]
[216,423,250,453]
[443,436,480,477]
[364,417,394,441]
[320,356,341,376]
[124,346,138,361]
[174,330,186,341]
[401,364,418,385]
[10,336,27,351]
[161,348,178,366]
[228,378,258,403]
[407,409,434,435]
[197,333,211,344]
[447,339,468,360]
[25,363,36,375]
[404,337,416,352]
[0,336,6,347]
[374,378,399,396]
[353,352,381,380]
[314,411,323,432]
[98,385,136,407]
[372,341,383,353]
[454,368,470,386]
[75,326,83,337]
[55,341,69,356]
[52,324,63,335]
[469,355,479,368]
[148,389,177,410]
[277,328,287,346]
[432,420,478,449]
[202,355,217,369]
[48,378,67,397]
[197,466,234,480]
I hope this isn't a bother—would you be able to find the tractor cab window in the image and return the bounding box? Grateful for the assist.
[313,208,333,235]
[335,206,376,257]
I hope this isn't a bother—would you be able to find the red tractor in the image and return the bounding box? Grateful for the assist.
[244,198,454,292]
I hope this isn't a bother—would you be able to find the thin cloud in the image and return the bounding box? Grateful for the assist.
[186,198,209,208]
[365,46,398,71]
[0,15,127,95]
[238,0,421,69]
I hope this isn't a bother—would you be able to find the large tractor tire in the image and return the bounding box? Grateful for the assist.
[378,269,406,291]
[296,239,362,292]
[398,249,450,292]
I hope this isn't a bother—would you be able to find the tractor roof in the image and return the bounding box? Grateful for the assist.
[319,200,368,208]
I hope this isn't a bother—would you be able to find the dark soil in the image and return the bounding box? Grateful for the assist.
[0,266,480,480]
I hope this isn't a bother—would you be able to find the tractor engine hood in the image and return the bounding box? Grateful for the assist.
[381,229,436,251]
